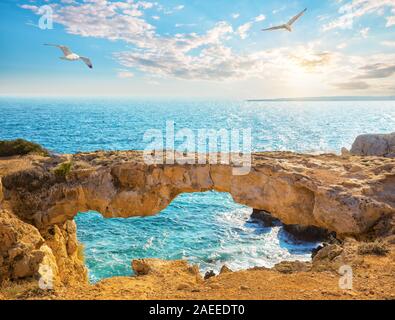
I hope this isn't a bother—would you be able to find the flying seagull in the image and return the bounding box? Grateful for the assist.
[262,8,307,32]
[44,44,93,69]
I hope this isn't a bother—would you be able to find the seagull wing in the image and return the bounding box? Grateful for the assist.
[287,8,307,26]
[44,44,73,56]
[80,56,93,69]
[262,25,286,31]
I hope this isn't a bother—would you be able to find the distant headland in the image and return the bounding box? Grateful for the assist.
[247,96,395,102]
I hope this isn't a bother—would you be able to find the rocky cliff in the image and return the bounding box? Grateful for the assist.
[0,150,394,287]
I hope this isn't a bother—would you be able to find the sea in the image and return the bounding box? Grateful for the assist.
[1,97,394,282]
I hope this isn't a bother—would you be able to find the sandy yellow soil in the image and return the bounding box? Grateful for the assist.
[1,250,394,300]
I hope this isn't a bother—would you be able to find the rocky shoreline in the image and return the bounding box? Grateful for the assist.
[0,134,394,300]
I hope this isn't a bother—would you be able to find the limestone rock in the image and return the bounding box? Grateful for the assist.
[132,258,201,280]
[350,132,395,157]
[341,147,351,157]
[2,151,394,237]
[274,261,312,274]
[220,265,232,274]
[1,148,395,290]
[0,209,60,285]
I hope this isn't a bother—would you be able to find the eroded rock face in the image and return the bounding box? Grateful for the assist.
[0,209,58,284]
[2,151,394,237]
[350,132,395,157]
[1,151,394,285]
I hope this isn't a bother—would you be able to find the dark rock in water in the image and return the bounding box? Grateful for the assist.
[283,224,331,242]
[204,270,216,280]
[251,209,334,242]
[251,209,281,227]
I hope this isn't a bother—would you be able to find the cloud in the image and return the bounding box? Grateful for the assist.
[18,0,395,91]
[386,15,395,26]
[381,40,395,47]
[231,13,240,19]
[254,14,266,22]
[117,69,134,78]
[175,23,197,28]
[237,22,252,39]
[360,27,369,38]
[291,52,333,70]
[356,63,395,79]
[272,6,286,15]
[174,5,185,11]
[28,0,157,46]
[236,14,266,39]
[323,0,395,31]
[333,81,370,90]
[19,4,39,11]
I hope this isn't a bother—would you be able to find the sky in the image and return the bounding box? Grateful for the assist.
[0,0,394,98]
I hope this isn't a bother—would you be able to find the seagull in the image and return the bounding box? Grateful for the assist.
[262,8,307,32]
[44,44,93,69]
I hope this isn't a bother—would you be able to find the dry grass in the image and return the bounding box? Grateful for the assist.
[0,139,48,157]
[358,241,390,256]
[53,161,73,178]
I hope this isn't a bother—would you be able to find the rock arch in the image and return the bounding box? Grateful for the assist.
[1,151,394,285]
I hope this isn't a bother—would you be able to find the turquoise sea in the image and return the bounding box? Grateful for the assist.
[1,98,395,282]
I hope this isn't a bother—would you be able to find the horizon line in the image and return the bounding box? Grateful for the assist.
[247,96,395,102]
[1,95,395,101]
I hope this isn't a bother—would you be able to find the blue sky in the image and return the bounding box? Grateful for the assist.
[0,0,394,98]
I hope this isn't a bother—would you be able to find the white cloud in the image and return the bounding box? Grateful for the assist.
[386,15,395,26]
[323,0,395,31]
[237,22,252,39]
[381,40,395,47]
[152,15,160,20]
[19,4,39,11]
[360,27,370,38]
[254,14,266,22]
[236,14,266,39]
[18,0,395,93]
[272,6,286,15]
[156,3,184,15]
[174,5,184,11]
[175,23,197,28]
[231,13,240,19]
[117,69,134,78]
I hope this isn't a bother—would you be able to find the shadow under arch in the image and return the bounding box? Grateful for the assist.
[75,191,319,283]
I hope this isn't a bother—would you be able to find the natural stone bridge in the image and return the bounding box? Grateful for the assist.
[1,151,394,285]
